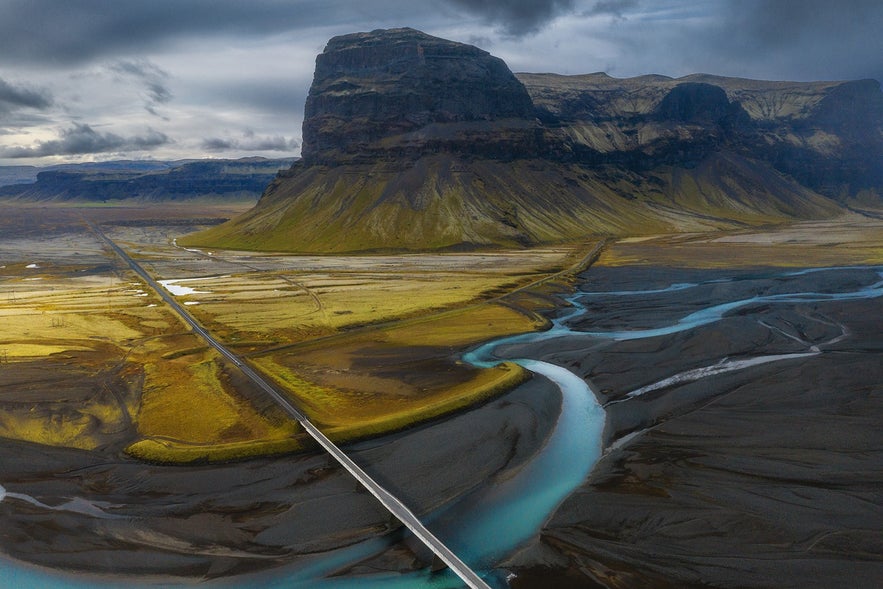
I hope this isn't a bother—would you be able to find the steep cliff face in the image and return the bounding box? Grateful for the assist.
[185,29,881,253]
[302,28,539,165]
[519,72,883,199]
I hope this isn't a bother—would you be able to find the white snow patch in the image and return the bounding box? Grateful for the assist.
[25,263,39,269]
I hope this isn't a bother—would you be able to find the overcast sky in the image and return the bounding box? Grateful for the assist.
[1,0,880,166]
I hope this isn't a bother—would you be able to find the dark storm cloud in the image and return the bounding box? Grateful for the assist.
[585,0,639,17]
[690,0,883,82]
[0,0,296,65]
[724,0,879,47]
[444,0,575,35]
[585,0,882,83]
[0,0,431,66]
[0,78,53,113]
[1,123,170,158]
[724,0,883,81]
[202,138,234,151]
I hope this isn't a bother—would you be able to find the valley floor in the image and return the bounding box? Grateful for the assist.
[507,218,883,588]
[0,203,881,587]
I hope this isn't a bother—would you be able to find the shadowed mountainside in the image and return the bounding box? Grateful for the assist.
[186,28,881,253]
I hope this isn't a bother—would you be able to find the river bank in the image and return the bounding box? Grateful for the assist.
[3,214,882,587]
[507,264,883,588]
[0,374,560,586]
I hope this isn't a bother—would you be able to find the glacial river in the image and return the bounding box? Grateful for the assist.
[2,265,882,588]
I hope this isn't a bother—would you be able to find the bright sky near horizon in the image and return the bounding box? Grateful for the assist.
[1,0,880,166]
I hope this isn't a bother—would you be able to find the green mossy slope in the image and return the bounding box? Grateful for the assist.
[183,153,840,253]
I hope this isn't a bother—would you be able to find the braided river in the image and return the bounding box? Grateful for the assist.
[2,265,882,588]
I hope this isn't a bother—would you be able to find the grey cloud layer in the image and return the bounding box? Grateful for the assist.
[202,131,298,152]
[1,123,169,158]
[2,1,879,82]
[444,0,575,35]
[0,78,53,113]
[720,0,883,81]
[109,59,173,116]
[0,0,316,65]
[0,0,879,164]
[0,0,581,67]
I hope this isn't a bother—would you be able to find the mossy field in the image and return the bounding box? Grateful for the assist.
[599,215,883,268]
[0,204,579,463]
[3,203,877,464]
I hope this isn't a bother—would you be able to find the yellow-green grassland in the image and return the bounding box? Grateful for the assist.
[0,205,583,463]
[3,203,879,464]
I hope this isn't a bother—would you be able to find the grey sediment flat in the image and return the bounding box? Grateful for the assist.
[0,378,560,581]
[508,265,883,588]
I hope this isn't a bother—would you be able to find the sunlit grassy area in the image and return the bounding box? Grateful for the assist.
[0,272,160,450]
[136,246,575,347]
[0,267,302,461]
[0,205,588,463]
[599,217,883,268]
[254,356,527,444]
[249,302,542,443]
[3,203,881,467]
[126,339,302,462]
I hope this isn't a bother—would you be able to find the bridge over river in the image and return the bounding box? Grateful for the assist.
[88,222,491,589]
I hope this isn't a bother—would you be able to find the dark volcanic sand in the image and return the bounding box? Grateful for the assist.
[3,263,882,588]
[0,379,560,584]
[509,266,883,589]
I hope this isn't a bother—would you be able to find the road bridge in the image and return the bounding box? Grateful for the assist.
[89,223,491,589]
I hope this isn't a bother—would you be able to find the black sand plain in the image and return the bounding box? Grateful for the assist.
[510,265,883,589]
[1,209,882,588]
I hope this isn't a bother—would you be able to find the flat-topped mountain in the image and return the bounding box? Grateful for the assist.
[302,27,538,164]
[0,158,295,202]
[186,28,881,253]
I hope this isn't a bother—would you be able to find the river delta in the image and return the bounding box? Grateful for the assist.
[1,207,882,588]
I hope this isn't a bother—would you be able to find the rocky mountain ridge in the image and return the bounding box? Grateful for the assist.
[302,28,539,165]
[186,28,882,253]
[0,158,295,202]
[521,72,883,197]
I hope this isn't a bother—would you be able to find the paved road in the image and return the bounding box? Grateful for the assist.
[90,223,491,589]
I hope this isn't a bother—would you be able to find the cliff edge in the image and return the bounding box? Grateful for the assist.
[185,29,881,253]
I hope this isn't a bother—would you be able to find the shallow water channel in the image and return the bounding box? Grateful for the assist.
[2,265,882,588]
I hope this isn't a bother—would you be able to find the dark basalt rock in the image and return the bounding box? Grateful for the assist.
[655,82,733,123]
[518,72,882,199]
[654,82,751,129]
[186,29,881,253]
[776,79,883,197]
[302,28,539,164]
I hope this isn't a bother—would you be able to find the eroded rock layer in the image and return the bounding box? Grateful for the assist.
[187,28,882,252]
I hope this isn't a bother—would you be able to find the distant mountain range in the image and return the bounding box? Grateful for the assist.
[184,28,882,253]
[0,157,295,202]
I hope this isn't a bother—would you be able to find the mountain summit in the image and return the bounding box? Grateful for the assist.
[186,29,881,253]
[302,27,538,164]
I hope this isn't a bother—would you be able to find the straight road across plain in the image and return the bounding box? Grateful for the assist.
[88,221,492,589]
